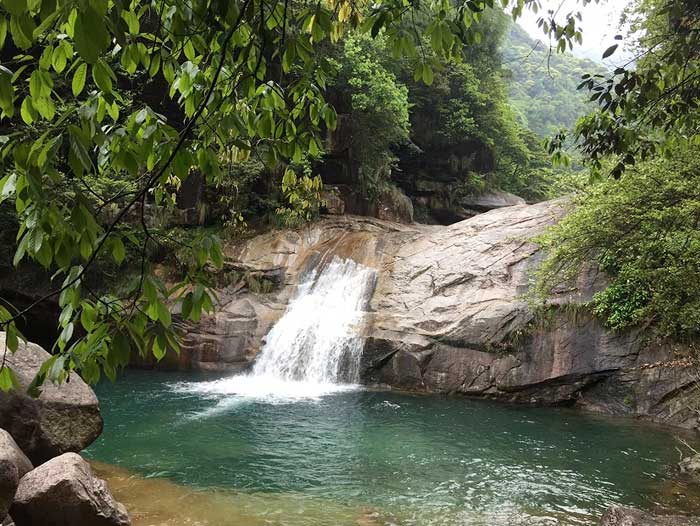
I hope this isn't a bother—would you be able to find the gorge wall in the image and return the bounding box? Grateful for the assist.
[161,199,699,430]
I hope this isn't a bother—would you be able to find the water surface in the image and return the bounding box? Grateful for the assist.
[87,370,692,526]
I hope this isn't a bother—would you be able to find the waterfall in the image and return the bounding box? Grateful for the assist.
[252,256,377,384]
[173,256,377,401]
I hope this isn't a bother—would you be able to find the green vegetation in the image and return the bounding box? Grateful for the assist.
[535,149,700,340]
[505,24,603,138]
[327,33,411,199]
[553,0,700,177]
[535,0,700,341]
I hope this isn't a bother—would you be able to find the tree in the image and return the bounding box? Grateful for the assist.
[535,148,700,341]
[327,33,410,198]
[553,0,700,177]
[0,0,600,391]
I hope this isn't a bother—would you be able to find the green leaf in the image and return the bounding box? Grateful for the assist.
[51,43,69,73]
[157,302,171,327]
[181,294,193,319]
[4,0,27,17]
[9,13,35,50]
[112,237,125,264]
[92,59,113,94]
[72,62,87,96]
[121,10,139,34]
[32,94,55,120]
[0,68,14,117]
[602,44,619,59]
[20,96,35,124]
[6,324,19,352]
[0,18,7,49]
[80,303,96,331]
[112,332,131,366]
[0,366,19,393]
[422,64,433,86]
[74,7,110,64]
[68,124,92,173]
[152,334,166,360]
[0,172,16,202]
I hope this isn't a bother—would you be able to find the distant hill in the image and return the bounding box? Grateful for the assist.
[504,24,605,138]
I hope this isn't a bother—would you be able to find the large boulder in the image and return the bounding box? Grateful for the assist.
[361,200,700,429]
[0,458,17,525]
[600,506,700,525]
[0,427,32,522]
[0,333,103,464]
[11,453,130,526]
[0,430,32,480]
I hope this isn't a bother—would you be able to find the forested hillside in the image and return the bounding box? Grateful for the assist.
[505,24,604,137]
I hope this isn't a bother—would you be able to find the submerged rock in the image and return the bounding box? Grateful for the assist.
[599,506,700,525]
[0,332,103,465]
[11,453,130,526]
[679,454,700,482]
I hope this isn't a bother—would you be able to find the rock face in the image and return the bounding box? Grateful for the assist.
[165,200,699,429]
[11,453,130,526]
[0,333,103,464]
[165,216,417,372]
[363,200,699,429]
[599,506,700,525]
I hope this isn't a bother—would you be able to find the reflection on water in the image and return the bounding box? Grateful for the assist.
[87,371,699,526]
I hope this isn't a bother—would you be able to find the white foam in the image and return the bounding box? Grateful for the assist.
[171,374,361,402]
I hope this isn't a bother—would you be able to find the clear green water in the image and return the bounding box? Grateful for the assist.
[87,370,688,526]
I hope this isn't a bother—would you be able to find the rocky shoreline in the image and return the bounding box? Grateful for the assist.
[0,333,129,526]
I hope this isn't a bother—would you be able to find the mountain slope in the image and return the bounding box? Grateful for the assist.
[504,24,605,137]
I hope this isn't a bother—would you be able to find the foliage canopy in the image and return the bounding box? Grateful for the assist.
[535,149,700,341]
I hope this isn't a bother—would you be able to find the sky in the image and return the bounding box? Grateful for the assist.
[517,0,634,65]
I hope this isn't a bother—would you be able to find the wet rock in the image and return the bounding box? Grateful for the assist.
[11,453,130,526]
[461,190,526,212]
[2,515,14,526]
[599,506,700,525]
[373,186,413,224]
[0,333,103,465]
[679,454,700,481]
[0,430,32,480]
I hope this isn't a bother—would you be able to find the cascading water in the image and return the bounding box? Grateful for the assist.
[252,256,376,384]
[173,256,377,401]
